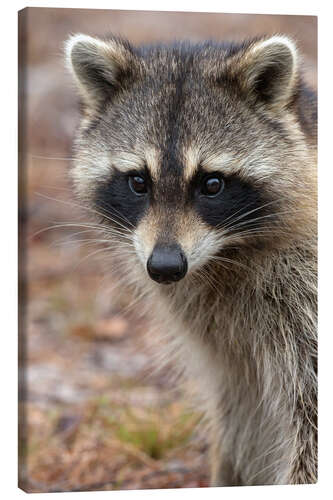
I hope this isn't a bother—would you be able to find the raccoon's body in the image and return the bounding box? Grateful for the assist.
[66,34,317,486]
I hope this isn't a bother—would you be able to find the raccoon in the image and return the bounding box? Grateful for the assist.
[65,33,317,486]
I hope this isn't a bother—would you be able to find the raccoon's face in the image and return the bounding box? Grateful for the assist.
[66,34,315,285]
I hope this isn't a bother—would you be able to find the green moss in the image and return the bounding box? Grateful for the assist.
[106,405,199,460]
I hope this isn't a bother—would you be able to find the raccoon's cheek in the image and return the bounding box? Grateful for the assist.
[180,230,223,271]
[174,215,222,272]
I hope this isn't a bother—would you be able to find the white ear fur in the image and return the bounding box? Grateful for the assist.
[65,33,132,108]
[65,33,108,73]
[233,35,299,109]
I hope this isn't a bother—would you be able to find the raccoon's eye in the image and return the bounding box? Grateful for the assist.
[128,175,147,195]
[201,175,224,197]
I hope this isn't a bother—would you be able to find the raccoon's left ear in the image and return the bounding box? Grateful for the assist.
[65,33,139,109]
[226,35,299,110]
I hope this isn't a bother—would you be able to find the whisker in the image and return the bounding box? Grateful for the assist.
[30,222,131,240]
[71,245,133,270]
[223,212,291,234]
[52,239,136,253]
[220,199,283,231]
[30,154,76,161]
[194,267,222,296]
[209,255,253,273]
[34,192,135,231]
[55,225,134,243]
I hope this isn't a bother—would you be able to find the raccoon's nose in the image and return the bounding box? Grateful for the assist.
[147,244,188,284]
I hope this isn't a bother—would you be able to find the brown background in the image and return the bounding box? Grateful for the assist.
[19,8,317,493]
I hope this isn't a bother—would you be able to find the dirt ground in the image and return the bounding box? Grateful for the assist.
[18,8,317,493]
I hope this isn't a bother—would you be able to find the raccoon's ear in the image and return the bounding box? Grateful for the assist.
[227,35,298,110]
[65,34,137,109]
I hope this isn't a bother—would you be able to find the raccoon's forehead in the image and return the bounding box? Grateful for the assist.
[80,54,293,184]
[103,147,240,182]
[92,125,276,185]
[91,93,288,184]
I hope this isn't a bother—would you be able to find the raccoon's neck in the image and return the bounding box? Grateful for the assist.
[150,245,316,467]
[153,243,316,385]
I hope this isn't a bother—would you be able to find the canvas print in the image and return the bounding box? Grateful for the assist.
[18,8,317,492]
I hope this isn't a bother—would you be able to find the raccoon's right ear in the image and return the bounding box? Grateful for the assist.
[225,35,299,111]
[65,34,138,109]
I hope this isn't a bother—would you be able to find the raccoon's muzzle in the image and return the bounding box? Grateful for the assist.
[147,243,188,284]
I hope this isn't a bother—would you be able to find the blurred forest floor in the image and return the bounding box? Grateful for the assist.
[19,8,316,492]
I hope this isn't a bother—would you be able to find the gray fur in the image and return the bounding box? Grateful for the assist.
[66,34,317,486]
